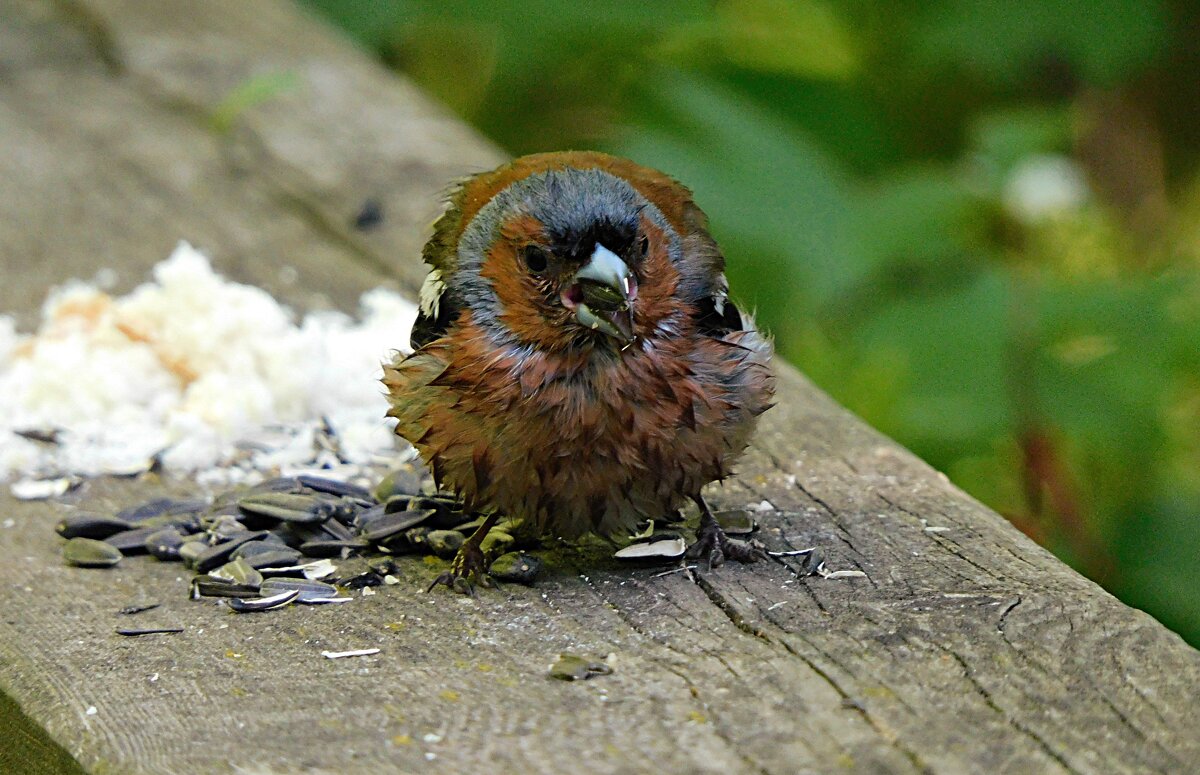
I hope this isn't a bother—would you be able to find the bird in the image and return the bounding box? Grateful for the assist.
[382,151,775,591]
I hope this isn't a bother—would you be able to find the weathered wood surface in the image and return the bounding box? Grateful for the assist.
[1,1,1197,773]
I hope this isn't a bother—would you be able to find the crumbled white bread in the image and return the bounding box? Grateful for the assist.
[0,241,417,487]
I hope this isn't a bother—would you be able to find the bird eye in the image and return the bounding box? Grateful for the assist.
[523,245,549,273]
[639,236,650,257]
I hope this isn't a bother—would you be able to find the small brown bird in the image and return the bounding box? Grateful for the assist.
[383,151,775,590]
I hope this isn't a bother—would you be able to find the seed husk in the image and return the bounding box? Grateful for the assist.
[63,537,122,568]
[336,569,386,589]
[191,575,262,599]
[116,627,183,636]
[715,510,758,535]
[55,513,133,540]
[242,549,305,571]
[801,547,825,576]
[298,539,368,558]
[192,531,270,573]
[489,552,542,585]
[210,557,263,588]
[614,536,687,561]
[227,589,300,613]
[260,577,341,603]
[549,653,612,681]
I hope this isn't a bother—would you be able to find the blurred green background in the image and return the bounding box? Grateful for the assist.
[300,0,1200,645]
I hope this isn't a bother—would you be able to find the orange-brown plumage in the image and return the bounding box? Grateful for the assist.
[383,151,774,585]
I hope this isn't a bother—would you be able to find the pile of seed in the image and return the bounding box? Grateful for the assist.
[56,467,543,612]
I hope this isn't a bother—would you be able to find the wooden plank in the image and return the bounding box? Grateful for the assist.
[0,1,1197,773]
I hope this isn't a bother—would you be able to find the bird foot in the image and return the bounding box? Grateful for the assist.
[686,520,768,569]
[426,541,494,595]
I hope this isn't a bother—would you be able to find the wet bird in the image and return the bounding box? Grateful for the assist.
[383,152,775,590]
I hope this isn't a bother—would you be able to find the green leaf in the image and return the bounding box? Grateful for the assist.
[608,70,861,314]
[912,0,1168,85]
[655,0,860,80]
[209,71,302,134]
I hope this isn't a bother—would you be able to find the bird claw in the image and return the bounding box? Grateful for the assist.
[426,541,493,594]
[686,521,768,570]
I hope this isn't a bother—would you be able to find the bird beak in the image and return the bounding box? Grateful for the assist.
[564,244,638,345]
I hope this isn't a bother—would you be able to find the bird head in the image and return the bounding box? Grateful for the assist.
[412,152,727,355]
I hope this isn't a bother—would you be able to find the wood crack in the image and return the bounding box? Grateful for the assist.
[689,571,770,642]
[996,596,1021,633]
[660,665,774,775]
[943,649,1078,774]
[52,0,124,73]
[777,636,931,774]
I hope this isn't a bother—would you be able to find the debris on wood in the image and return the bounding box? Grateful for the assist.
[549,653,613,681]
[321,648,380,659]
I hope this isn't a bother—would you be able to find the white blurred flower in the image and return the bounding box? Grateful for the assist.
[1003,154,1089,224]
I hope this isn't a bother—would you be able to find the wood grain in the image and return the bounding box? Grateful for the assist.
[0,1,1197,773]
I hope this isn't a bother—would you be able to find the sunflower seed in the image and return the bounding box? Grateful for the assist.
[105,526,161,555]
[424,530,464,559]
[144,527,187,561]
[55,514,132,540]
[480,529,514,557]
[489,552,542,585]
[242,549,306,571]
[296,474,374,501]
[230,539,292,560]
[353,503,387,530]
[176,539,207,571]
[318,517,357,542]
[237,493,334,524]
[191,531,270,573]
[373,467,425,502]
[361,509,435,543]
[63,538,122,568]
[118,497,207,523]
[247,476,303,494]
